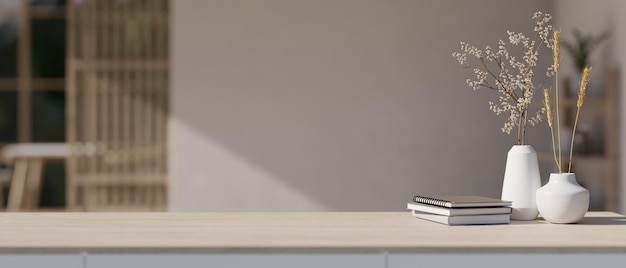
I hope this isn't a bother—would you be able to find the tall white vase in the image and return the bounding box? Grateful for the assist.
[501,145,541,220]
[536,173,589,224]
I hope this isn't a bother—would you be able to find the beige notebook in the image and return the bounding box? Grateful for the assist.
[412,195,512,208]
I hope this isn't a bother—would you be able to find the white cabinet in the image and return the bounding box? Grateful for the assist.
[0,254,83,268]
[388,253,626,268]
[87,253,385,268]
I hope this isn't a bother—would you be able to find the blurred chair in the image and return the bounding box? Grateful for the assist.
[0,143,68,211]
[66,0,168,211]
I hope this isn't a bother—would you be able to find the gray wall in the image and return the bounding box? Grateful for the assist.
[170,0,553,211]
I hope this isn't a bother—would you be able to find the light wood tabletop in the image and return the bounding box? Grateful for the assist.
[0,211,624,253]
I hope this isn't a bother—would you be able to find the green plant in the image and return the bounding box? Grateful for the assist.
[562,29,609,72]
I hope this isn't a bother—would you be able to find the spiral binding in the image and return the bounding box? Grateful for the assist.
[412,195,451,208]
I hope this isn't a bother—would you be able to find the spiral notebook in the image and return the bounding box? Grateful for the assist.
[412,195,512,208]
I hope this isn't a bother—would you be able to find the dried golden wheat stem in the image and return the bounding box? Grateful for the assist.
[568,66,591,173]
[553,30,562,173]
[544,88,559,171]
[553,30,560,70]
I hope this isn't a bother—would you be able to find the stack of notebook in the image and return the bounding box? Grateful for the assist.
[407,195,512,225]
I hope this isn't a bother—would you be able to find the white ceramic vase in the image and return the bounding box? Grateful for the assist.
[536,173,589,224]
[501,145,541,220]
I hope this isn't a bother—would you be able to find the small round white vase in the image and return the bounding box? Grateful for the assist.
[501,145,541,220]
[536,173,589,224]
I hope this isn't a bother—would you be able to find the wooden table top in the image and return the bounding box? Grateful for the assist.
[0,211,625,253]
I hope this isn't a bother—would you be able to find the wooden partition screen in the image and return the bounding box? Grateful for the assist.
[66,0,169,211]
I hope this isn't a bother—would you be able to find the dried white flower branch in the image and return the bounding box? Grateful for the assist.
[452,11,554,145]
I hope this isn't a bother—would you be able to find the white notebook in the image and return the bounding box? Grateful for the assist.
[407,202,512,216]
[411,210,510,225]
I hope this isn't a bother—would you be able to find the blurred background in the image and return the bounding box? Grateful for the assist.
[0,0,625,213]
[0,0,167,211]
